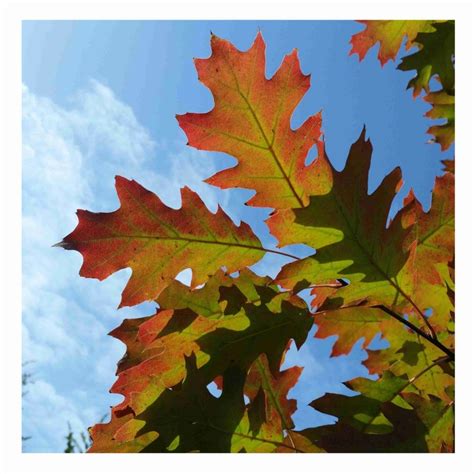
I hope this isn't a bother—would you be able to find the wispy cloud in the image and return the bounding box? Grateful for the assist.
[22,379,100,453]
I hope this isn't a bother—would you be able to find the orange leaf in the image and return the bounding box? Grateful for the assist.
[177,32,324,209]
[314,305,392,357]
[57,176,265,307]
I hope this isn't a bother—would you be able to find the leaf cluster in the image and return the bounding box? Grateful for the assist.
[350,20,455,150]
[59,29,454,453]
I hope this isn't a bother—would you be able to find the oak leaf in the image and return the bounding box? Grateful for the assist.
[270,129,417,315]
[308,364,453,452]
[350,20,439,66]
[57,176,265,307]
[177,32,324,209]
[245,354,302,431]
[424,91,455,150]
[89,270,313,452]
[398,21,454,96]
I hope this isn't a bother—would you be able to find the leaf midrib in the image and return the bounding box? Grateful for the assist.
[159,413,303,453]
[78,234,265,253]
[221,49,305,208]
[418,216,454,248]
[329,191,425,318]
[255,358,291,430]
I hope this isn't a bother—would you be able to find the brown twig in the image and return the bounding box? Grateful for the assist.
[374,304,454,361]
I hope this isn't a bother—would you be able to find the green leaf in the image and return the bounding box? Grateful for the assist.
[424,91,455,150]
[89,270,313,452]
[398,21,454,95]
[308,365,453,452]
[270,129,417,315]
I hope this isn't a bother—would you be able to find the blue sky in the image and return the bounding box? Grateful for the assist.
[22,20,450,453]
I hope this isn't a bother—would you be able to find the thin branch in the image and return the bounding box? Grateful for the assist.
[374,304,454,361]
[405,295,438,341]
[309,279,439,343]
[272,260,452,359]
[262,247,300,260]
[407,355,451,386]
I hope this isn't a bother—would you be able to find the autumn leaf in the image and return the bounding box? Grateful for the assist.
[363,332,454,402]
[270,129,455,346]
[308,362,453,452]
[311,372,414,435]
[245,354,302,431]
[57,176,266,307]
[401,172,454,330]
[302,400,437,453]
[158,267,270,316]
[122,354,248,453]
[269,135,454,399]
[401,392,454,452]
[91,359,250,454]
[313,305,392,357]
[311,293,453,402]
[57,29,455,454]
[424,90,455,150]
[270,129,419,316]
[89,270,313,452]
[88,408,158,453]
[350,20,455,153]
[350,20,440,66]
[108,271,311,417]
[177,32,325,209]
[237,356,308,453]
[132,354,315,453]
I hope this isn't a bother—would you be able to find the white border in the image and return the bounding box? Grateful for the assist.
[2,1,473,473]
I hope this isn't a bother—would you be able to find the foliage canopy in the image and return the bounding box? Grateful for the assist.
[58,21,454,453]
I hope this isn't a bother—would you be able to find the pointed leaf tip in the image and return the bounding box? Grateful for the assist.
[52,240,72,250]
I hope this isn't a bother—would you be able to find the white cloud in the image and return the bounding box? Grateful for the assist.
[22,80,225,452]
[22,380,95,453]
[69,80,156,167]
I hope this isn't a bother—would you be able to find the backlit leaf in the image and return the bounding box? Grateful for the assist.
[398,21,454,96]
[270,130,419,316]
[89,270,313,452]
[245,354,302,430]
[307,363,453,452]
[401,172,454,330]
[57,176,265,307]
[313,305,392,357]
[350,20,439,66]
[177,32,324,209]
[56,30,455,454]
[424,91,455,150]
